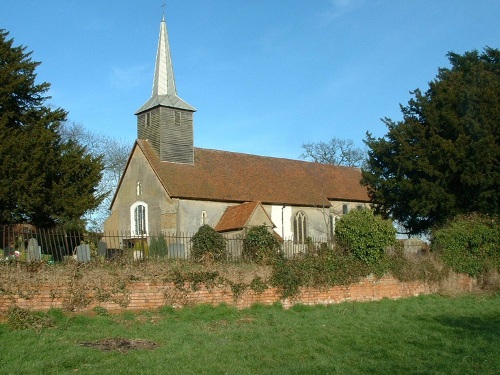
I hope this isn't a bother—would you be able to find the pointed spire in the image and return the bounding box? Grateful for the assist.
[152,15,177,97]
[136,13,195,114]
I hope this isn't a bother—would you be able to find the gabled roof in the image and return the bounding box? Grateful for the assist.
[215,202,273,232]
[136,16,195,114]
[132,139,370,207]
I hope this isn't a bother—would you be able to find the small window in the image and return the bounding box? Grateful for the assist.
[356,204,364,211]
[136,181,143,196]
[175,111,181,126]
[342,204,349,215]
[201,211,207,225]
[145,112,151,127]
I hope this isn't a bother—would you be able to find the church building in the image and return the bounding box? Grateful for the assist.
[104,15,370,250]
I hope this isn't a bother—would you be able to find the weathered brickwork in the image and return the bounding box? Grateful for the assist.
[0,274,475,314]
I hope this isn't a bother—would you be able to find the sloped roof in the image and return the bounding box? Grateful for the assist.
[215,202,271,232]
[136,139,369,206]
[135,94,195,114]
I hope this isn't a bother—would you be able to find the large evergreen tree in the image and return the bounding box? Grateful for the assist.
[363,48,500,235]
[0,29,104,228]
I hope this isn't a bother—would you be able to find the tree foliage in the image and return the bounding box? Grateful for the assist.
[335,209,396,265]
[0,30,104,228]
[363,48,500,234]
[300,137,366,167]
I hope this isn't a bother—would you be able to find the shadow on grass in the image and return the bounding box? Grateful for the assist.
[430,313,500,341]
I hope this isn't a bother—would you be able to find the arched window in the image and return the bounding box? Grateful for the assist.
[293,211,307,244]
[201,211,207,225]
[131,202,148,236]
[342,203,349,215]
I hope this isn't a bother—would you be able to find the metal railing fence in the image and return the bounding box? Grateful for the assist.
[0,225,331,264]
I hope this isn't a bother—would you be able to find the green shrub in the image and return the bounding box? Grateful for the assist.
[133,240,149,257]
[270,253,372,299]
[249,276,268,294]
[335,210,396,265]
[384,246,448,283]
[150,236,168,258]
[172,270,220,291]
[270,254,302,298]
[7,306,55,331]
[92,306,109,317]
[242,225,281,264]
[190,225,228,262]
[432,214,500,277]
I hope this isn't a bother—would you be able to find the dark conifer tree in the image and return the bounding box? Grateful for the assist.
[0,29,104,228]
[363,48,500,235]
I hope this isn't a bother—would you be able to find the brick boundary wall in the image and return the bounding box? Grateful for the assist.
[0,274,475,314]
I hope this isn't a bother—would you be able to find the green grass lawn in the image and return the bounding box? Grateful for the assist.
[0,293,499,374]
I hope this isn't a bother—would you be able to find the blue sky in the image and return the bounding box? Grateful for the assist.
[2,0,499,159]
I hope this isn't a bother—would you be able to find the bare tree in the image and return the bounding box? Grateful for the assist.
[60,122,131,231]
[300,137,366,168]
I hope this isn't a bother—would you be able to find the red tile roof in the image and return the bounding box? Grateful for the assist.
[137,139,369,206]
[215,202,266,232]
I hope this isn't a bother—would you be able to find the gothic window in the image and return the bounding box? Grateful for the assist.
[201,211,207,225]
[131,202,148,236]
[293,211,307,244]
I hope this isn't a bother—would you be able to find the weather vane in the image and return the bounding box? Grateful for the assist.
[161,1,166,17]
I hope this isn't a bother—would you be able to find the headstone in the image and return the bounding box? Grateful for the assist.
[403,238,428,255]
[97,241,107,258]
[75,244,91,262]
[169,243,185,259]
[26,238,41,261]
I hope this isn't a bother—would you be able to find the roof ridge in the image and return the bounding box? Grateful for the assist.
[193,147,361,170]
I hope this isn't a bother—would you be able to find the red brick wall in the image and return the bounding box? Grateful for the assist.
[0,274,475,313]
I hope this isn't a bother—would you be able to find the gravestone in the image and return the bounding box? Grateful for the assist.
[97,241,107,258]
[26,238,41,261]
[169,243,185,259]
[403,238,428,255]
[75,243,91,262]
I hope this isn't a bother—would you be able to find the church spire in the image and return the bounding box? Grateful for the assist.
[136,10,195,164]
[135,13,195,114]
[152,15,177,97]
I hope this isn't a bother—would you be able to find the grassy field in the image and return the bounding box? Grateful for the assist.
[0,293,499,375]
